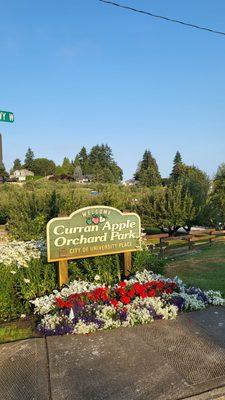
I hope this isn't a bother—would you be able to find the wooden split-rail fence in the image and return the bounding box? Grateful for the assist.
[144,230,225,257]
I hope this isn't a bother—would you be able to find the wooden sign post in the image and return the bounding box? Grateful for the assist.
[47,206,141,287]
[58,260,69,287]
[124,252,132,277]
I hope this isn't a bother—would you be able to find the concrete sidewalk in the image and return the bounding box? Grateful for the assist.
[1,307,225,400]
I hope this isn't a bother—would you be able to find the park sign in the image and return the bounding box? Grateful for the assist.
[0,110,14,123]
[47,206,141,263]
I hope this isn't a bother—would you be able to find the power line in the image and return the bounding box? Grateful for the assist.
[99,0,225,37]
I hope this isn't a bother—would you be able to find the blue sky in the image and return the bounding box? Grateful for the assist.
[1,0,225,179]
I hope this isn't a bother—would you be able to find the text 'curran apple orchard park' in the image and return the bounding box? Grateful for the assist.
[47,206,142,262]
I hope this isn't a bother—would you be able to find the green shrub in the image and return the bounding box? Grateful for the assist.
[0,260,56,322]
[132,250,167,275]
[69,254,122,285]
[0,210,8,225]
[0,264,24,321]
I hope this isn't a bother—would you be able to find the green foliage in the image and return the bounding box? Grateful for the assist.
[88,144,123,183]
[46,190,59,221]
[135,182,195,235]
[180,165,210,226]
[62,157,74,175]
[206,163,225,228]
[132,250,166,275]
[24,148,35,170]
[76,146,89,175]
[134,149,161,187]
[0,260,56,321]
[170,151,184,182]
[12,158,22,172]
[6,192,47,240]
[0,209,8,224]
[0,162,9,180]
[74,165,83,180]
[69,254,122,285]
[32,158,56,176]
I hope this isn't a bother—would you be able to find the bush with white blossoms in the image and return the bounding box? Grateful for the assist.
[31,270,225,336]
[0,240,46,267]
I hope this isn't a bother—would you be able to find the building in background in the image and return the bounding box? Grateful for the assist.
[10,169,34,182]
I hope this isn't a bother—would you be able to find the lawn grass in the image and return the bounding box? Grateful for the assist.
[0,318,37,344]
[165,242,225,296]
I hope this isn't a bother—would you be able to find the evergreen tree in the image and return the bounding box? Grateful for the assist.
[24,148,35,171]
[62,157,74,175]
[134,150,161,186]
[89,144,123,183]
[170,151,184,181]
[0,162,8,181]
[78,147,89,175]
[55,165,64,175]
[12,159,22,171]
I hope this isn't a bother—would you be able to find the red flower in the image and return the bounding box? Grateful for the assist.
[110,299,119,308]
[121,296,131,305]
[118,281,127,288]
[148,289,156,297]
[127,288,135,298]
[56,297,73,308]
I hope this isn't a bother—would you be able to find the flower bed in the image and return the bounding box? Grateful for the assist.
[0,240,45,267]
[32,270,225,336]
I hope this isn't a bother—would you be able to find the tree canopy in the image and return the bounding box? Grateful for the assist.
[24,148,35,171]
[134,150,161,186]
[32,158,56,176]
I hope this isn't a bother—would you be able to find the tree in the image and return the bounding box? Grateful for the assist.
[134,150,161,186]
[12,159,22,171]
[24,148,35,171]
[77,147,89,175]
[62,157,74,175]
[55,165,64,175]
[32,158,56,176]
[206,163,225,228]
[170,151,184,182]
[180,165,210,229]
[0,162,8,181]
[135,182,195,235]
[74,165,83,180]
[89,144,123,183]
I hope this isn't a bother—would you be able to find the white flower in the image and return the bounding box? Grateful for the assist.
[24,278,30,283]
[0,240,46,267]
[10,270,16,274]
[69,308,75,321]
[73,322,98,335]
[94,275,100,281]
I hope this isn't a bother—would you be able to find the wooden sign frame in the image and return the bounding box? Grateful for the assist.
[47,206,142,287]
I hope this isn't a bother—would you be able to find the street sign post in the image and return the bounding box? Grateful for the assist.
[0,110,14,123]
[0,109,14,182]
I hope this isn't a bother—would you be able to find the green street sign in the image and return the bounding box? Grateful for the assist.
[0,110,14,123]
[47,206,142,262]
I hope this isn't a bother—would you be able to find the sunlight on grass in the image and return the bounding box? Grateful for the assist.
[166,243,225,296]
[0,322,35,344]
